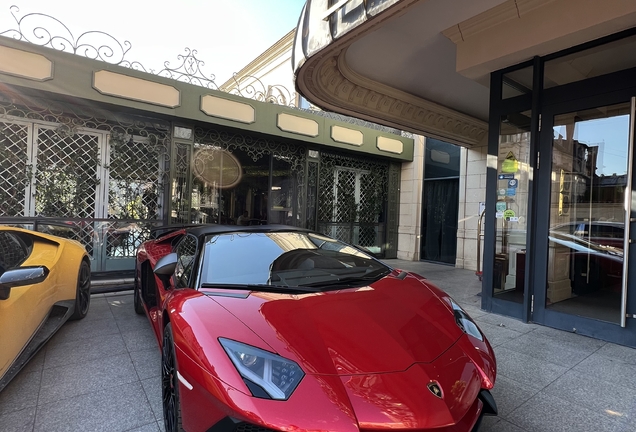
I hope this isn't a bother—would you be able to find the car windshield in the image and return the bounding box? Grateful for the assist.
[199,231,390,291]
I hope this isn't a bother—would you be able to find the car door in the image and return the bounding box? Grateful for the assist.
[0,231,52,376]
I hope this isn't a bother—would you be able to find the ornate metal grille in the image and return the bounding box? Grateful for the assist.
[305,162,318,230]
[0,93,170,266]
[0,121,29,217]
[318,152,388,253]
[34,127,100,218]
[105,134,165,257]
[171,142,192,224]
[108,134,163,220]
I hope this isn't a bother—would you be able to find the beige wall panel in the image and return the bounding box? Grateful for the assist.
[0,46,52,81]
[200,95,255,123]
[377,136,404,154]
[277,113,319,136]
[331,125,364,146]
[93,70,180,108]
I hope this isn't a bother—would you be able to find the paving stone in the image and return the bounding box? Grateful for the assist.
[141,376,163,426]
[81,296,115,322]
[480,416,528,432]
[126,423,161,432]
[34,382,155,432]
[544,370,636,425]
[130,348,161,380]
[0,406,36,432]
[490,375,539,418]
[48,316,119,345]
[507,393,623,432]
[498,330,600,368]
[121,327,158,353]
[43,332,127,369]
[574,353,636,389]
[595,342,636,365]
[0,371,41,415]
[494,346,568,390]
[38,353,138,404]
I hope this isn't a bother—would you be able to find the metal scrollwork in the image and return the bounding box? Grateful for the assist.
[0,5,132,64]
[225,74,296,107]
[151,48,219,90]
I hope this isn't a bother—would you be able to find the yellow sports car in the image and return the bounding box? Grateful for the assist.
[0,226,91,392]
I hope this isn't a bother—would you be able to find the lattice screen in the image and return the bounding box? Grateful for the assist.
[34,127,99,219]
[0,121,29,217]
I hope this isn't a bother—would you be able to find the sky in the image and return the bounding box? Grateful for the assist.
[0,0,306,85]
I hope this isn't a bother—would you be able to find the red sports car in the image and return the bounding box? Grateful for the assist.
[134,225,497,432]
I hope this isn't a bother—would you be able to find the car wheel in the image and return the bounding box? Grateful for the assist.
[69,260,91,320]
[162,323,184,432]
[134,271,144,315]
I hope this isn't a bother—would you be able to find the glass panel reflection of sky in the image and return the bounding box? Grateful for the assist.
[553,114,629,177]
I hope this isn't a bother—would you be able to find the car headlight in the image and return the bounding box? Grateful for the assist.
[219,338,304,400]
[450,300,483,341]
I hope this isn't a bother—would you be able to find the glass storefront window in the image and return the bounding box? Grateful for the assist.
[546,102,630,323]
[190,145,270,226]
[492,111,532,302]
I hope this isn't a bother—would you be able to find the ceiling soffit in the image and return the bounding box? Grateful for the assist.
[298,46,487,147]
[295,1,488,147]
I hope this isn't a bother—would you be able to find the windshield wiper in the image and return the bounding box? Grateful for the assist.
[200,283,320,294]
[300,269,391,288]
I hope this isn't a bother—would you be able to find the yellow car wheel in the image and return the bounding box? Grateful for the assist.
[70,260,91,320]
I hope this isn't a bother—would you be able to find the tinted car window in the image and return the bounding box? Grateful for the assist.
[175,235,198,288]
[200,231,389,289]
[0,231,31,273]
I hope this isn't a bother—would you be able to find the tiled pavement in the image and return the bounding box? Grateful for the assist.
[1,259,636,431]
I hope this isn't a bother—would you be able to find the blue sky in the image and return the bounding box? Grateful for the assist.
[0,1,306,84]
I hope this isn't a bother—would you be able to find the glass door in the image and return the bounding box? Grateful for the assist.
[534,100,634,332]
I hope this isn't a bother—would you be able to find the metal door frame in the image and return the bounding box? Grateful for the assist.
[533,88,636,346]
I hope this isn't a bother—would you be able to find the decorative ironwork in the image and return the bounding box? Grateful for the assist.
[0,5,132,64]
[0,92,170,261]
[0,120,30,217]
[34,127,100,218]
[124,48,220,90]
[108,133,165,221]
[225,74,296,106]
[318,152,388,253]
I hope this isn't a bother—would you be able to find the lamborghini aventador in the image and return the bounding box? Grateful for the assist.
[134,225,497,432]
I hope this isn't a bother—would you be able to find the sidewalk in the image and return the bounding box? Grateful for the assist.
[0,260,634,431]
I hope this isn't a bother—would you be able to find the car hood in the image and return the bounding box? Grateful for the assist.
[209,272,464,375]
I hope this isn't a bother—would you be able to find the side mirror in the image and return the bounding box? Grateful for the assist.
[154,253,178,276]
[0,266,50,300]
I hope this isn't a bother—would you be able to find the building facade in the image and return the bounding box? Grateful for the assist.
[0,14,413,279]
[293,0,636,347]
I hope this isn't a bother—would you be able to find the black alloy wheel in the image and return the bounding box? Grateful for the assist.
[162,323,183,432]
[69,260,91,320]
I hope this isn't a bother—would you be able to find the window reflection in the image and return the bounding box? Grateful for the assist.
[492,111,532,303]
[546,103,629,323]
